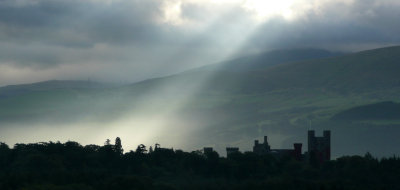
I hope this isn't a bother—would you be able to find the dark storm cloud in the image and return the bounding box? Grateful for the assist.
[0,0,184,71]
[242,0,400,51]
[0,0,165,47]
[0,0,399,85]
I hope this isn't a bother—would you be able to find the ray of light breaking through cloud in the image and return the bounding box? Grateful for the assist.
[0,0,399,85]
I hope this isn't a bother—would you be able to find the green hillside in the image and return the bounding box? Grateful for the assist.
[332,101,400,121]
[118,46,400,156]
[121,46,400,124]
[193,46,400,94]
[0,80,122,123]
[195,48,341,72]
[1,46,400,157]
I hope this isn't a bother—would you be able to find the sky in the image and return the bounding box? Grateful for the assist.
[0,0,400,86]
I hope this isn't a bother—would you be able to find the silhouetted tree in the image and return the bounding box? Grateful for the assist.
[114,137,123,155]
[136,144,147,154]
[0,142,10,168]
[105,139,111,146]
[155,143,160,151]
[2,140,400,190]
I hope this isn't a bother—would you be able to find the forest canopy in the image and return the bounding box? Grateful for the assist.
[0,139,399,190]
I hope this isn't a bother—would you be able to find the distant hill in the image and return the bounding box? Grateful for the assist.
[196,48,342,72]
[0,80,109,98]
[332,101,400,121]
[0,80,117,124]
[246,46,400,93]
[185,46,400,94]
[124,46,400,97]
[3,46,400,127]
[2,47,400,157]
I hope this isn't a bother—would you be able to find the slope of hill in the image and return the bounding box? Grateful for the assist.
[0,80,110,98]
[189,46,400,94]
[0,80,120,123]
[196,48,342,72]
[332,101,400,121]
[249,46,400,92]
[117,46,400,156]
[1,46,400,157]
[134,46,400,96]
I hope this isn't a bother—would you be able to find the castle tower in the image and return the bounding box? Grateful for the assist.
[253,136,271,155]
[307,130,331,163]
[293,143,302,161]
[308,130,315,152]
[323,130,331,161]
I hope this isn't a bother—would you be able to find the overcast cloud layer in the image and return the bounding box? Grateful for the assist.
[0,0,400,86]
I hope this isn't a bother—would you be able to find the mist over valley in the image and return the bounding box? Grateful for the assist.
[2,46,400,158]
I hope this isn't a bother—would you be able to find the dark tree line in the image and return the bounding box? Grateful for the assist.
[0,138,400,190]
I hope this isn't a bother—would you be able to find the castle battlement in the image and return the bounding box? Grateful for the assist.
[220,130,331,162]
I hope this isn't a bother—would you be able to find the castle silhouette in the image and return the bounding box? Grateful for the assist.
[206,130,331,163]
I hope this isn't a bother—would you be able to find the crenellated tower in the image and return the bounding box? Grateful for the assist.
[308,130,331,163]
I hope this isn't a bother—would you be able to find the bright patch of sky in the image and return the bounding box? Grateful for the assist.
[158,0,358,26]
